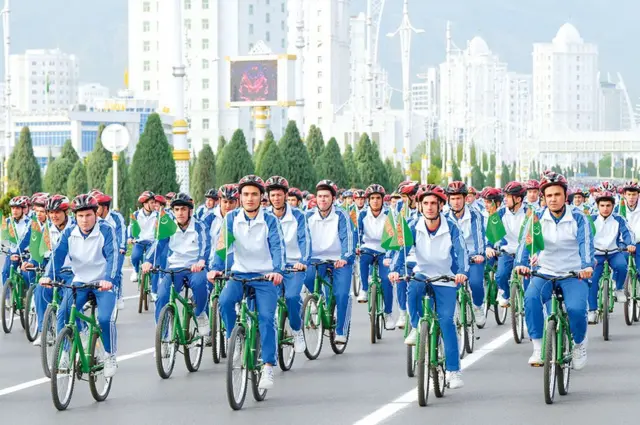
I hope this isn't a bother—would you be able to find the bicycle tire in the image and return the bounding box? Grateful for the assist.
[376,289,384,340]
[211,297,223,364]
[602,278,610,341]
[1,280,15,333]
[50,327,76,411]
[138,273,149,314]
[557,324,571,396]
[456,299,466,359]
[302,294,323,360]
[352,262,361,297]
[226,325,248,410]
[511,287,524,343]
[329,299,349,354]
[543,319,557,404]
[464,300,475,354]
[155,305,177,379]
[624,273,633,326]
[277,309,296,371]
[369,283,378,344]
[433,331,446,398]
[251,330,268,402]
[24,285,38,342]
[40,304,57,378]
[406,343,416,378]
[184,311,204,372]
[495,301,508,325]
[88,330,113,402]
[416,320,430,407]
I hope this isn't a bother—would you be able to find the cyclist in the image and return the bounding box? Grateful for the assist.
[396,181,419,218]
[445,181,487,326]
[304,179,357,344]
[287,187,304,209]
[209,184,240,240]
[389,184,469,389]
[154,194,168,212]
[342,189,354,208]
[524,180,541,210]
[515,171,593,369]
[2,196,32,285]
[353,189,367,213]
[128,191,158,284]
[619,181,640,269]
[195,189,219,225]
[357,184,398,326]
[40,194,119,378]
[265,176,310,353]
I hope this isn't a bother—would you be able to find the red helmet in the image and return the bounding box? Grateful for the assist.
[31,194,48,207]
[383,194,391,203]
[416,184,447,203]
[622,181,640,192]
[307,199,317,209]
[481,188,504,203]
[467,186,477,195]
[71,194,99,212]
[265,175,289,192]
[398,180,419,196]
[446,181,468,196]
[165,192,176,201]
[154,195,167,205]
[503,181,526,197]
[316,179,338,197]
[595,191,616,204]
[94,193,112,205]
[524,180,540,190]
[218,184,240,200]
[9,196,29,208]
[597,181,615,192]
[353,189,366,199]
[539,171,568,193]
[138,191,155,204]
[46,195,70,212]
[238,175,266,194]
[287,187,303,202]
[364,184,385,198]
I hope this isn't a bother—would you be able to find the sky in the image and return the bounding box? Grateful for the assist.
[3,0,638,104]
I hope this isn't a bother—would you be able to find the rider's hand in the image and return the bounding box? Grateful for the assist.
[578,267,593,280]
[388,272,400,283]
[266,272,283,286]
[141,262,153,274]
[127,238,133,245]
[334,259,347,269]
[383,258,391,267]
[207,270,222,282]
[454,274,467,285]
[472,255,485,264]
[628,245,636,254]
[530,254,539,267]
[486,248,497,258]
[98,280,113,291]
[515,266,531,276]
[292,262,307,271]
[21,262,33,272]
[10,254,19,262]
[39,277,52,287]
[119,249,126,255]
[355,248,361,255]
[191,260,205,273]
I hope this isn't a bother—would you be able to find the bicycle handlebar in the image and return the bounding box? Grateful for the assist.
[529,271,579,282]
[397,274,455,284]
[151,266,192,274]
[49,281,103,290]
[218,274,270,284]
[595,247,626,255]
[310,260,337,267]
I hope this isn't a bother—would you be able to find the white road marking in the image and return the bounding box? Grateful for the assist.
[352,330,513,425]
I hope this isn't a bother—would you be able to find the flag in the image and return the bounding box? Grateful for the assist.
[348,204,358,228]
[1,216,18,245]
[486,202,507,245]
[41,222,52,253]
[29,221,47,263]
[584,213,596,236]
[524,214,544,254]
[381,213,399,250]
[619,198,627,218]
[215,217,235,259]
[130,210,141,239]
[394,214,414,248]
[155,209,177,240]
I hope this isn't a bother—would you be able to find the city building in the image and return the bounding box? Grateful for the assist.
[412,67,440,141]
[9,49,79,113]
[78,83,110,105]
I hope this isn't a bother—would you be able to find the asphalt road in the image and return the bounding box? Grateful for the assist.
[1,268,640,424]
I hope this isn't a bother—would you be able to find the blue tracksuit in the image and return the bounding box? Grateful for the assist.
[358,207,393,314]
[2,216,31,285]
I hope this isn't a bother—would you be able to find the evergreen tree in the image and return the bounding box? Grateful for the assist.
[486,170,496,188]
[215,135,227,180]
[430,140,443,169]
[451,162,462,181]
[370,140,389,189]
[256,135,286,179]
[482,151,489,171]
[44,158,75,194]
[254,130,275,172]
[315,137,347,186]
[428,165,444,185]
[456,144,464,164]
[305,125,325,166]
[46,148,54,170]
[129,113,179,196]
[343,144,361,187]
[501,163,511,183]
[471,165,485,189]
[470,143,477,167]
[191,144,217,202]
[7,127,42,195]
[490,152,496,170]
[85,124,112,191]
[59,139,80,163]
[354,133,386,186]
[217,129,255,184]
[278,121,316,190]
[105,153,132,213]
[67,160,88,198]
[384,158,405,192]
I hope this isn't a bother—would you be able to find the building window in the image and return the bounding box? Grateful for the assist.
[202,18,209,29]
[266,31,270,42]
[317,71,322,78]
[317,56,322,63]
[249,43,254,51]
[281,39,285,48]
[202,98,209,109]
[318,102,322,109]
[143,60,150,71]
[266,13,270,23]
[281,21,285,30]
[202,39,209,49]
[143,41,150,52]
[143,1,150,12]
[202,118,210,129]
[318,86,322,94]
[202,0,209,9]
[281,2,285,12]
[203,138,210,146]
[318,117,323,126]
[249,24,253,34]
[185,19,191,30]
[185,0,191,9]
[249,4,253,14]
[143,81,150,91]
[143,21,150,32]
[202,78,209,89]
[317,25,321,32]
[202,58,209,69]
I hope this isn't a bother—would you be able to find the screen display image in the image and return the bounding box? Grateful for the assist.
[230,60,278,103]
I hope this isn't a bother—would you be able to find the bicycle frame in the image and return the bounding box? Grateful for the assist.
[540,282,574,364]
[167,280,198,346]
[364,253,384,316]
[308,263,335,330]
[596,251,618,314]
[237,289,260,371]
[62,289,102,375]
[9,265,27,310]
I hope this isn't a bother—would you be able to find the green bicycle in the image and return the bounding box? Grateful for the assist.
[302,260,350,360]
[49,282,113,411]
[456,267,476,358]
[1,250,30,333]
[623,254,640,325]
[41,271,69,378]
[482,253,508,326]
[594,248,622,341]
[277,268,303,371]
[135,241,151,313]
[24,264,46,342]
[352,257,362,298]
[153,267,204,379]
[509,267,526,343]
[404,310,416,377]
[362,251,386,344]
[209,277,227,364]
[531,271,578,405]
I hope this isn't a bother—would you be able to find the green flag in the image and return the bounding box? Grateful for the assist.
[155,209,177,240]
[129,210,141,239]
[381,213,399,251]
[394,214,414,248]
[215,217,235,259]
[486,210,507,245]
[1,216,18,245]
[524,214,544,254]
[619,198,627,218]
[28,221,47,263]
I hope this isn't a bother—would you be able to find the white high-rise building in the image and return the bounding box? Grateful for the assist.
[504,72,532,161]
[78,83,110,105]
[532,23,599,135]
[128,0,288,153]
[412,67,439,140]
[10,49,79,113]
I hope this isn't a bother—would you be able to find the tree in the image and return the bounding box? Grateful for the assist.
[485,170,496,188]
[217,129,255,184]
[129,113,179,196]
[354,133,387,187]
[256,135,286,179]
[343,144,361,188]
[59,139,80,164]
[384,158,405,192]
[315,137,347,186]
[456,143,463,164]
[191,144,216,202]
[430,140,443,169]
[67,160,88,198]
[305,125,325,166]
[598,153,612,177]
[85,124,112,191]
[501,163,511,183]
[278,121,316,190]
[254,130,275,172]
[215,136,227,181]
[105,153,133,214]
[451,162,462,181]
[471,165,485,189]
[7,127,42,195]
[428,165,443,185]
[44,158,75,194]
[470,143,477,167]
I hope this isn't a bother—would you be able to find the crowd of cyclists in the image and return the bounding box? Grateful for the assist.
[2,168,639,407]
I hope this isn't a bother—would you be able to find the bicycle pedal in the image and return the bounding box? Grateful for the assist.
[530,363,544,368]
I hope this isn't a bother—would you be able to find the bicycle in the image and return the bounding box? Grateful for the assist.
[302,260,350,360]
[208,276,227,364]
[623,254,639,326]
[398,274,455,407]
[153,267,204,379]
[594,248,622,341]
[23,264,46,342]
[48,282,113,411]
[482,251,509,326]
[529,271,579,405]
[361,251,386,344]
[1,250,30,333]
[133,241,151,314]
[509,266,526,343]
[41,269,70,378]
[404,311,416,377]
[277,267,304,372]
[221,274,274,410]
[352,257,361,297]
[456,266,476,358]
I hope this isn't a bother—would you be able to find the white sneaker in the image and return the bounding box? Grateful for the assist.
[103,354,118,378]
[474,305,486,327]
[117,297,125,310]
[587,310,597,324]
[528,349,543,366]
[615,290,627,303]
[333,334,347,344]
[32,335,42,347]
[151,293,158,302]
[497,290,509,307]
[258,365,274,390]
[447,371,464,389]
[292,329,306,353]
[196,313,210,336]
[404,328,417,345]
[396,311,407,329]
[131,271,138,283]
[572,340,587,370]
[384,313,396,330]
[357,291,368,303]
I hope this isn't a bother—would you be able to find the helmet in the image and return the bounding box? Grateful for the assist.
[261,193,269,203]
[265,175,290,192]
[165,192,176,201]
[596,181,615,193]
[398,180,419,196]
[446,181,468,196]
[238,174,266,194]
[467,186,477,196]
[287,187,303,202]
[302,190,309,198]
[31,194,48,207]
[9,196,29,208]
[94,192,112,205]
[354,189,366,199]
[138,191,155,204]
[481,188,504,203]
[503,181,526,197]
[71,194,99,212]
[218,184,240,200]
[204,188,219,200]
[524,180,540,190]
[170,192,194,209]
[595,191,616,204]
[539,171,568,193]
[154,195,167,205]
[307,199,317,209]
[46,195,70,212]
[383,194,391,203]
[416,184,447,203]
[342,189,353,198]
[365,184,385,198]
[316,179,338,197]
[622,181,640,192]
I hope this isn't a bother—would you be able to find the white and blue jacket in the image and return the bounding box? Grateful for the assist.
[101,210,126,251]
[495,205,530,254]
[44,218,74,270]
[212,208,285,275]
[393,214,469,287]
[591,213,633,252]
[516,207,594,276]
[617,203,640,243]
[4,215,31,255]
[446,206,486,257]
[306,206,356,263]
[146,218,209,270]
[269,205,311,265]
[357,207,391,253]
[46,221,118,284]
[127,209,157,241]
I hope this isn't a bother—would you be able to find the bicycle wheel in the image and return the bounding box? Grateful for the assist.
[184,311,204,372]
[251,330,268,402]
[557,325,571,396]
[41,304,57,378]
[302,294,323,360]
[634,279,640,321]
[624,273,633,326]
[1,280,15,333]
[50,327,76,411]
[602,278,610,341]
[406,343,416,378]
[376,290,384,340]
[369,283,378,344]
[455,298,465,359]
[155,304,177,379]
[543,319,557,404]
[433,331,447,398]
[352,262,361,297]
[511,287,524,343]
[416,321,430,407]
[138,273,149,314]
[88,330,113,402]
[495,301,508,325]
[277,309,295,371]
[24,285,38,342]
[464,300,475,354]
[329,300,349,354]
[211,297,224,364]
[226,325,248,410]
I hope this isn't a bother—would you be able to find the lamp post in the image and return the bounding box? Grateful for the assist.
[1,0,10,193]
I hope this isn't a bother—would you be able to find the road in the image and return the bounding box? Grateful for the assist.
[1,268,640,424]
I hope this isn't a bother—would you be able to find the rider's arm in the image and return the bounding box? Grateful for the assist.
[195,220,209,264]
[211,211,237,272]
[472,209,486,256]
[294,209,312,265]
[449,220,470,276]
[45,226,71,279]
[575,212,595,269]
[614,215,633,247]
[145,238,168,267]
[99,223,119,284]
[264,213,286,274]
[115,212,127,251]
[357,210,366,246]
[337,209,356,263]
